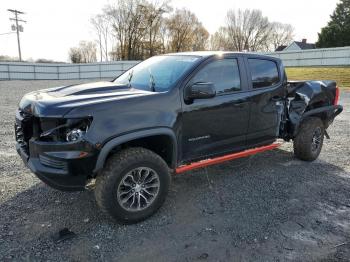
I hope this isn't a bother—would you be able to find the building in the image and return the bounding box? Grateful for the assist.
[275,45,287,52]
[275,39,316,52]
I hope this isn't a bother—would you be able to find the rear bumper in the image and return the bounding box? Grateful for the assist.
[16,139,98,191]
[331,104,343,119]
[303,104,343,120]
[303,104,343,127]
[289,104,344,137]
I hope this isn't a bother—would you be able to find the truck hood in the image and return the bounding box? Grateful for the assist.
[19,81,154,117]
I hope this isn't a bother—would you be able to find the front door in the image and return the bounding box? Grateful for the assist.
[180,57,251,163]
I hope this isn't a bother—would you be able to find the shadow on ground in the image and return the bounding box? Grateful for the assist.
[1,148,350,261]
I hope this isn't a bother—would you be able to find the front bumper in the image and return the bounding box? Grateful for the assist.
[16,139,98,191]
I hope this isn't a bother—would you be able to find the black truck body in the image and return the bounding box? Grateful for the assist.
[15,52,343,223]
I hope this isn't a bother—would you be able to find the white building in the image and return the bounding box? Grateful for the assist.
[276,39,316,52]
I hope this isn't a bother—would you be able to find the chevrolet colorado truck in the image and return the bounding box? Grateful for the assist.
[15,52,343,223]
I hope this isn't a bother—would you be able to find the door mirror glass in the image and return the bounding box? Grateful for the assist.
[185,82,216,100]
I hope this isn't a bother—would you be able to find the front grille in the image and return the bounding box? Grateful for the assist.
[15,123,27,153]
[39,155,67,170]
[15,109,34,155]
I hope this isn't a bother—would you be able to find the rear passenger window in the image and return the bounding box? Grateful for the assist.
[192,59,241,94]
[248,59,279,88]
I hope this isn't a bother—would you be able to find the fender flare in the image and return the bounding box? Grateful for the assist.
[292,105,343,137]
[301,105,343,120]
[93,128,178,172]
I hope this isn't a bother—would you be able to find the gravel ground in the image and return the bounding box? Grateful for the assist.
[0,80,349,262]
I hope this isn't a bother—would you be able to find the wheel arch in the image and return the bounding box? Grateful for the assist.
[290,105,342,138]
[93,128,178,172]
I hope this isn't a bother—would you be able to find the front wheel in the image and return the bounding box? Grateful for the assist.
[293,117,325,161]
[95,147,171,224]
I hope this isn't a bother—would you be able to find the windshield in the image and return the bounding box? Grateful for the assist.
[114,55,200,92]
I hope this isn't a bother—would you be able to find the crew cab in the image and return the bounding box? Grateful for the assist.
[15,52,343,223]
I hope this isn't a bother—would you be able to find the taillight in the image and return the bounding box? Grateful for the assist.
[334,86,340,105]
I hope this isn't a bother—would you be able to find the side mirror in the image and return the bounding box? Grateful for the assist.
[185,82,216,101]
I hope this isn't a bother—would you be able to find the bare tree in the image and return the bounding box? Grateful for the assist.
[192,23,210,51]
[0,55,19,62]
[81,1,295,60]
[105,0,172,60]
[69,41,97,63]
[80,41,97,62]
[209,27,229,51]
[105,0,147,60]
[269,22,294,51]
[225,9,273,51]
[210,9,293,52]
[158,18,168,53]
[91,14,110,62]
[69,47,82,63]
[166,8,209,52]
[138,1,171,56]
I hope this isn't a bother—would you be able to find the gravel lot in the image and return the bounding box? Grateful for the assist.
[0,80,349,261]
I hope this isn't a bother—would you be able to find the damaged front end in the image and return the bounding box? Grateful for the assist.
[15,108,98,191]
[280,80,343,140]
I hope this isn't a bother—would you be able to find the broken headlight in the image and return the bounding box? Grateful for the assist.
[39,118,92,142]
[66,128,85,142]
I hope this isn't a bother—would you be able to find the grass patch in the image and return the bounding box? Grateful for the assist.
[285,67,350,90]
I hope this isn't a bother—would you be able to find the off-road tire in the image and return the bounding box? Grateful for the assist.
[95,147,171,224]
[293,117,325,161]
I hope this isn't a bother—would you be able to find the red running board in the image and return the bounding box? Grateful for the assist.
[175,143,281,174]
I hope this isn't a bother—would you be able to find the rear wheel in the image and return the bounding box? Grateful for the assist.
[293,117,325,161]
[95,147,171,224]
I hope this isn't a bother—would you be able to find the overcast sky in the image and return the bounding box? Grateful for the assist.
[0,0,339,62]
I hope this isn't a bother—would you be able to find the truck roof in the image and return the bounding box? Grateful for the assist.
[165,51,279,61]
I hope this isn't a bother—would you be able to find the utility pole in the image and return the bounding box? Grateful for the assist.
[7,9,26,61]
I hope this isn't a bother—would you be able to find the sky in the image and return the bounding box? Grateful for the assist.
[0,0,339,62]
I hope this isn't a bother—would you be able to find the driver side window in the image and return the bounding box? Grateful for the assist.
[192,59,241,94]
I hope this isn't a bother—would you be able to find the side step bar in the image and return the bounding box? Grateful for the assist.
[175,143,281,174]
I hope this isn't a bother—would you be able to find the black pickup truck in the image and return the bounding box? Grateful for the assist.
[15,52,343,223]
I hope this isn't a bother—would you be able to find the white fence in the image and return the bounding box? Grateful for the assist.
[265,46,350,67]
[1,46,350,80]
[0,61,140,80]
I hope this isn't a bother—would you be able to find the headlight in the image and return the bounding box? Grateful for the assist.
[64,118,91,142]
[39,117,92,142]
[66,128,85,142]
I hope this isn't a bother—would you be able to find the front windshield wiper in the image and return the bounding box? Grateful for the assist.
[128,70,133,88]
[148,68,156,92]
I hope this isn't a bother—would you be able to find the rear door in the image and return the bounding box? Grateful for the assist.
[180,56,251,162]
[244,57,285,146]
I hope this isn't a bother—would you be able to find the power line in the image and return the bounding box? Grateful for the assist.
[7,9,26,62]
[0,32,16,36]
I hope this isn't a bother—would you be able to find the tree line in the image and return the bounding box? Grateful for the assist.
[69,0,295,63]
